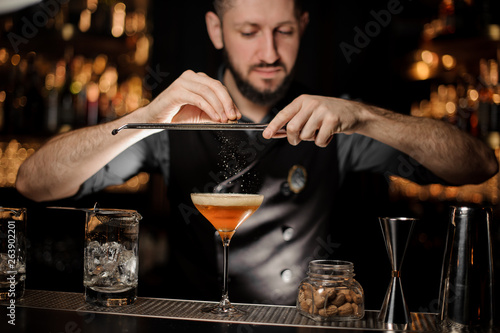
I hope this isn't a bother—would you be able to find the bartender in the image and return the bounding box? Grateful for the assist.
[15,0,498,305]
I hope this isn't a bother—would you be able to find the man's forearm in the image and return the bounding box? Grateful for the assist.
[15,108,155,202]
[359,105,499,185]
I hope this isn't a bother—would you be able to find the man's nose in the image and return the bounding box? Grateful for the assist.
[258,30,280,64]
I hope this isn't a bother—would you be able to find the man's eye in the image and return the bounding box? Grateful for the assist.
[277,30,293,35]
[241,31,256,37]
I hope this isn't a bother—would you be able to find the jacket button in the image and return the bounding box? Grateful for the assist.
[282,227,294,241]
[281,269,293,283]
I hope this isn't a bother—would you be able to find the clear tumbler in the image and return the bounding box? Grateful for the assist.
[0,208,27,302]
[84,209,141,307]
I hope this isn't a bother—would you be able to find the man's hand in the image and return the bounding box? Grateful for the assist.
[263,95,363,147]
[15,70,242,202]
[144,70,241,124]
[263,93,498,185]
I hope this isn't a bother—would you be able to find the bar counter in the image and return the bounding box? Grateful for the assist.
[0,289,476,333]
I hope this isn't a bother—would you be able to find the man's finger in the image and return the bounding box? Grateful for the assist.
[194,72,238,121]
[263,100,301,139]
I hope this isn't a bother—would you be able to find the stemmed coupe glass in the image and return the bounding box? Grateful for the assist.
[191,193,264,316]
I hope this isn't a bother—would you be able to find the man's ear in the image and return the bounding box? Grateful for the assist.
[206,11,224,50]
[299,11,309,36]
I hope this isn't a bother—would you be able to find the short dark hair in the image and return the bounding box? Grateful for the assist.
[213,0,305,19]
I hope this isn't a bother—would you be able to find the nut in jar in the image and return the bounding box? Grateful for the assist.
[296,260,364,321]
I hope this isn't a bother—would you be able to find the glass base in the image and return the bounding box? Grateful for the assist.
[84,286,137,307]
[0,279,25,302]
[202,298,244,316]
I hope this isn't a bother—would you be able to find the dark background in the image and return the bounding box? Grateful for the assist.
[150,0,434,112]
[0,0,499,313]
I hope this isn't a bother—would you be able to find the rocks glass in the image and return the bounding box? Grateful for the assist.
[0,208,27,302]
[84,209,141,307]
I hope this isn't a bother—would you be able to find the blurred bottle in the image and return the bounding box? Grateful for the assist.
[477,59,500,148]
[0,89,5,133]
[23,52,45,135]
[439,0,456,35]
[486,60,500,148]
[4,55,31,135]
[453,0,481,37]
[58,49,76,131]
[45,67,59,133]
[437,0,499,38]
[88,0,112,37]
[1,62,16,134]
[86,82,99,126]
[478,59,493,141]
[455,81,472,132]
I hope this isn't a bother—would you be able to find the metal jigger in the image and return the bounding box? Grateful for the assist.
[378,217,417,326]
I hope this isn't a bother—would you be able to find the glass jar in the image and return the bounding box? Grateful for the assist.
[296,260,364,321]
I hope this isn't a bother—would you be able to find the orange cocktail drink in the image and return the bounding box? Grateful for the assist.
[191,193,263,241]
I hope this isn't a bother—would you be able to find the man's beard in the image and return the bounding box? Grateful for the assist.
[223,49,294,107]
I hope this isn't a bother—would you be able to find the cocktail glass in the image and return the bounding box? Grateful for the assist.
[191,193,264,316]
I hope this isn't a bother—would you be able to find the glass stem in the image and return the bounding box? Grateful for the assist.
[221,239,230,304]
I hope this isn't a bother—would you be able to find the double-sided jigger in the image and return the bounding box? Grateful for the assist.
[378,217,417,326]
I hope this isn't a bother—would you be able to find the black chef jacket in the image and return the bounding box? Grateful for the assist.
[75,79,445,305]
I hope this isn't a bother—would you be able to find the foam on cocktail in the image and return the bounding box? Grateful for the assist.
[191,193,264,207]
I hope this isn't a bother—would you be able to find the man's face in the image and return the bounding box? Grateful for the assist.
[220,0,305,105]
